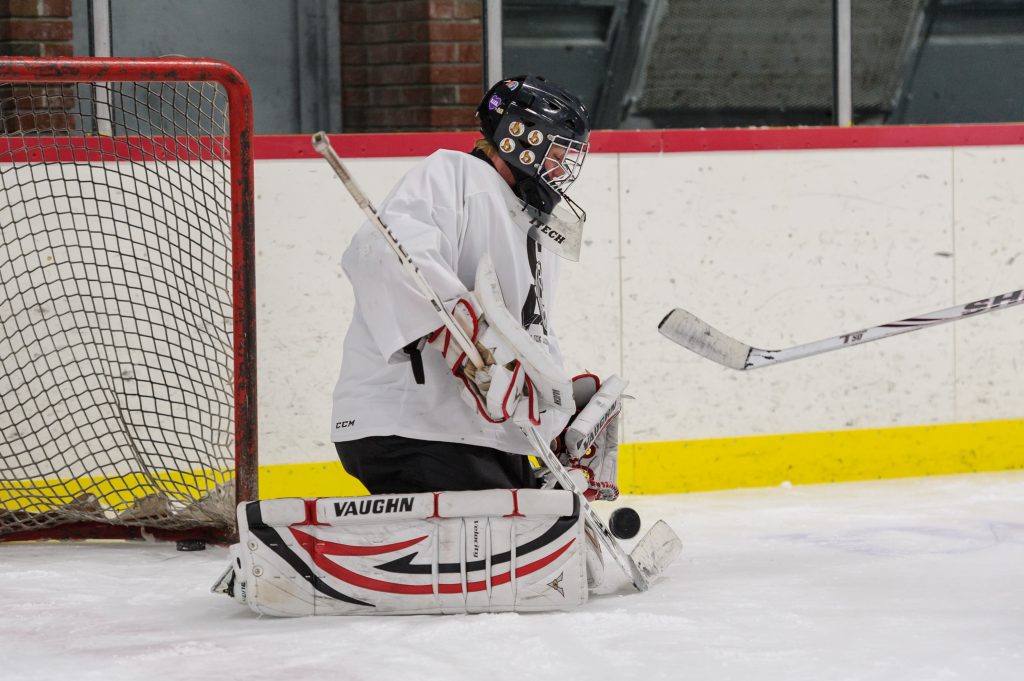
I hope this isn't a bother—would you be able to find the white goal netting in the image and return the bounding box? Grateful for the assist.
[0,64,255,541]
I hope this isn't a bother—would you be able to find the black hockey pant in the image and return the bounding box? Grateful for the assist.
[335,435,539,494]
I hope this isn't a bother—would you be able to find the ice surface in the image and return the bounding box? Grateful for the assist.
[2,472,1022,681]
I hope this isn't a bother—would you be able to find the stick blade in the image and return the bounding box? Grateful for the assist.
[658,308,753,370]
[629,520,683,582]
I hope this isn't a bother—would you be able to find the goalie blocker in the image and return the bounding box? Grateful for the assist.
[213,488,587,616]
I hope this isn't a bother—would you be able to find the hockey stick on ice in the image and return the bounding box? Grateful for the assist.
[312,133,680,592]
[659,288,1024,371]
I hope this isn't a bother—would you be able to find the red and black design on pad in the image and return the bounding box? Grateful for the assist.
[299,534,575,595]
[245,503,373,607]
[371,512,578,575]
[279,500,580,597]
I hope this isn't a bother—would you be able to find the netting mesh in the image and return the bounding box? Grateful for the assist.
[0,79,238,537]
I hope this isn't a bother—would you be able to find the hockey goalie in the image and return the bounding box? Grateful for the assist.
[214,76,637,615]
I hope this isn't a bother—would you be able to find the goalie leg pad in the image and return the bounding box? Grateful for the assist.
[217,489,587,616]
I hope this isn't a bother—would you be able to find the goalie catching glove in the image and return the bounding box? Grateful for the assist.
[427,254,575,425]
[549,373,627,502]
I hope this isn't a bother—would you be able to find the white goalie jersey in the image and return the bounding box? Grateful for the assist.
[331,150,571,452]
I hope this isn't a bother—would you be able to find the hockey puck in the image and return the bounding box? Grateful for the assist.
[176,539,207,552]
[609,507,641,540]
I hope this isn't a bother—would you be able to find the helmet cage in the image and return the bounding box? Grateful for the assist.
[538,134,588,197]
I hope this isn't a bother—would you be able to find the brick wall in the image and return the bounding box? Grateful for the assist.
[341,0,484,132]
[0,0,73,56]
[0,1,75,133]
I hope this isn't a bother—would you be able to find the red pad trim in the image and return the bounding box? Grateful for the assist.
[524,378,541,426]
[504,489,526,518]
[298,499,330,527]
[308,538,575,595]
[458,298,480,342]
[460,373,504,424]
[290,527,428,556]
[501,362,522,419]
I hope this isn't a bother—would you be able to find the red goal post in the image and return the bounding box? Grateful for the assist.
[0,57,257,543]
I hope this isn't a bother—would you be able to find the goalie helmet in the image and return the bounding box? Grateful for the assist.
[477,75,591,252]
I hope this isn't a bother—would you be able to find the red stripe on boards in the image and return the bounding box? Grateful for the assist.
[256,123,1024,159]
[6,125,1021,164]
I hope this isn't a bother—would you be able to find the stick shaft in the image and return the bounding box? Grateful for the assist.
[661,288,1024,370]
[518,427,651,589]
[311,132,485,369]
[751,288,1024,368]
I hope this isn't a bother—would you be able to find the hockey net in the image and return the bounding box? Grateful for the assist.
[0,58,257,543]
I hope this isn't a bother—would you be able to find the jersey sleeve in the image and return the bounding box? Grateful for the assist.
[341,159,470,362]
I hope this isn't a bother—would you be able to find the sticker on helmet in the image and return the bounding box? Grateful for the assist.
[519,150,535,165]
[488,95,502,111]
[508,121,525,136]
[505,80,519,90]
[527,129,545,146]
[500,138,516,154]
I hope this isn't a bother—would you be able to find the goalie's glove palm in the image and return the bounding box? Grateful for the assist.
[427,295,538,424]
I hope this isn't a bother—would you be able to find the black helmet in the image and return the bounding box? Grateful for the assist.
[476,75,590,220]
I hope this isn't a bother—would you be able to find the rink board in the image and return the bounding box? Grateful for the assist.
[6,125,1014,500]
[247,124,1023,496]
[257,417,1024,498]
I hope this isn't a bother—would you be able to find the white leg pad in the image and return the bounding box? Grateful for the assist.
[221,489,587,616]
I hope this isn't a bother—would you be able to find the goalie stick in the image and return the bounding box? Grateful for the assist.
[312,132,681,592]
[659,288,1024,371]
